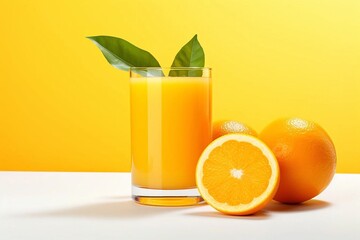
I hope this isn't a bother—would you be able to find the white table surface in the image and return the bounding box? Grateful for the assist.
[0,172,359,240]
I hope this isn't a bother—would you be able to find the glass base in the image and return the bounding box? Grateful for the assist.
[132,186,204,207]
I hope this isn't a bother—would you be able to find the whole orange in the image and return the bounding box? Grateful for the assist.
[213,120,257,140]
[259,117,336,204]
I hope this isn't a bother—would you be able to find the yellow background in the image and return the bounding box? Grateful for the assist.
[0,0,359,173]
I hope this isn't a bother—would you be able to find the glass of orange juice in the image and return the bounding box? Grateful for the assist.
[130,67,212,206]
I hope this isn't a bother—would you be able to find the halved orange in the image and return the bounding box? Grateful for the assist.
[196,134,280,215]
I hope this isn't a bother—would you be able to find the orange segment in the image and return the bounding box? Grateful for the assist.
[196,134,279,215]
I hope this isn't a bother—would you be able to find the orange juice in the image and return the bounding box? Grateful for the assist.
[130,75,212,190]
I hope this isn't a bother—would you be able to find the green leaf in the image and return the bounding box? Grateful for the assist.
[169,34,205,77]
[87,36,163,76]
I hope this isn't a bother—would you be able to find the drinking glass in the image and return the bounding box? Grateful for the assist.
[130,67,212,206]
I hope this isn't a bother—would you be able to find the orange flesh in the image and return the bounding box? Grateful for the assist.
[202,140,271,205]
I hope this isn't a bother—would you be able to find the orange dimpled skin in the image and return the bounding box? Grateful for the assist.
[212,120,257,140]
[259,118,337,204]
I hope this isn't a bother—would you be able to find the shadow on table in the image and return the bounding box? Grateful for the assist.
[185,208,271,220]
[264,199,331,212]
[23,197,194,219]
[20,198,331,220]
[185,199,331,220]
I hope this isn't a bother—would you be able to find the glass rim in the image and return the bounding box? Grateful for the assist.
[130,67,212,71]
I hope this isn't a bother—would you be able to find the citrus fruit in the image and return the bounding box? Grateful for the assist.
[213,120,257,140]
[259,117,336,204]
[196,134,280,215]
